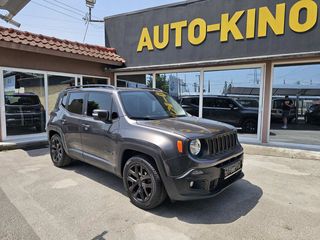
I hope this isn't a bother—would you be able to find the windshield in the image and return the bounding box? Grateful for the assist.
[119,91,187,120]
[5,95,40,106]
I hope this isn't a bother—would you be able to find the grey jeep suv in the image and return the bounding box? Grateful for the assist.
[47,85,244,209]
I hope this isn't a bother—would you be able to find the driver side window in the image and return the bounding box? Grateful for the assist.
[87,92,112,117]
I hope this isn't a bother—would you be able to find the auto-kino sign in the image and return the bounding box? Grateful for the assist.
[137,0,318,52]
[104,0,320,67]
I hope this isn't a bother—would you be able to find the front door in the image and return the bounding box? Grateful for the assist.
[80,91,118,172]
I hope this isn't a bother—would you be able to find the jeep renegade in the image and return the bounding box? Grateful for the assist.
[47,85,244,209]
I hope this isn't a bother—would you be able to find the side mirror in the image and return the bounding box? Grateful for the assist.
[111,112,119,120]
[92,109,110,122]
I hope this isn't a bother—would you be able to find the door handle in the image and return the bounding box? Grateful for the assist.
[82,124,90,130]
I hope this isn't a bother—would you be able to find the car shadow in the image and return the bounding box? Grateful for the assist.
[64,161,126,196]
[64,161,262,224]
[150,179,263,224]
[23,146,49,157]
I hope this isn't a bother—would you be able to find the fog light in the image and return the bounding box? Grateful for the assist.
[190,181,194,188]
[191,170,204,176]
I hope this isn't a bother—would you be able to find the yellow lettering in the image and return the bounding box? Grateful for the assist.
[137,27,154,52]
[153,24,170,50]
[220,11,245,42]
[290,0,318,33]
[246,9,256,39]
[170,20,188,47]
[188,18,207,45]
[207,23,220,32]
[258,3,286,38]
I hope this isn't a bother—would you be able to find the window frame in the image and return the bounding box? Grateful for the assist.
[65,91,86,116]
[85,91,113,118]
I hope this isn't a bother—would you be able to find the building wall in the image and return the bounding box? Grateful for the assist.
[0,47,113,78]
[0,47,116,142]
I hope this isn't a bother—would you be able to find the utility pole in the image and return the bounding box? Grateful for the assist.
[85,0,104,23]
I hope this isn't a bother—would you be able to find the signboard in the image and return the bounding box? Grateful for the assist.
[105,0,320,67]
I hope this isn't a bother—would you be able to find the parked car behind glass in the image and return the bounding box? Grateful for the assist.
[180,96,258,133]
[5,93,46,132]
[305,104,320,125]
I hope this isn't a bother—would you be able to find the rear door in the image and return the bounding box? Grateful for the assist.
[80,91,118,172]
[62,91,86,160]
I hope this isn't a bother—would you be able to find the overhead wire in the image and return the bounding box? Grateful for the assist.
[38,0,84,17]
[53,0,87,14]
[30,1,83,22]
[29,0,104,43]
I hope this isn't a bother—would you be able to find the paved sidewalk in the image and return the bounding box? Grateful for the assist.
[0,148,319,240]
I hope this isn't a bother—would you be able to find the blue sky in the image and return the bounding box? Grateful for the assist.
[0,0,181,45]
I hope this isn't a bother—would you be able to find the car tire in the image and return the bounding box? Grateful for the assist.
[49,134,71,167]
[242,119,257,134]
[123,155,167,210]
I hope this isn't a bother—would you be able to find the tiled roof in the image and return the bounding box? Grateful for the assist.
[0,26,125,65]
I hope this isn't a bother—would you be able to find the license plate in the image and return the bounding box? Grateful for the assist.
[223,160,242,179]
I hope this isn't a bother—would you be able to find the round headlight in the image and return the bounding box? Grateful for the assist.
[189,139,201,156]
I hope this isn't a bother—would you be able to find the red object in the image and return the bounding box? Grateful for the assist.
[0,26,125,64]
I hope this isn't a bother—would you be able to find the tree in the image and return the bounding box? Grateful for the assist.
[156,74,169,93]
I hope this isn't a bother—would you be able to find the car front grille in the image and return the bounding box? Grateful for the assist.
[210,132,238,155]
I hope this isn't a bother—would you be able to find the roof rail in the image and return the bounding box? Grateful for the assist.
[138,86,163,91]
[67,84,116,90]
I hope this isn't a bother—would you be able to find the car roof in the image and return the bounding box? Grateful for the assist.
[65,85,162,93]
[182,95,233,99]
[5,93,38,96]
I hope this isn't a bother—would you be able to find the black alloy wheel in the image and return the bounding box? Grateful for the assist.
[123,156,167,210]
[127,164,153,203]
[50,134,71,167]
[242,119,258,134]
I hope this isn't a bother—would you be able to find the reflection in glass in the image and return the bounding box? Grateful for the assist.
[117,74,152,88]
[3,70,46,136]
[156,72,200,117]
[203,68,261,135]
[270,64,320,146]
[48,75,75,114]
[83,76,108,85]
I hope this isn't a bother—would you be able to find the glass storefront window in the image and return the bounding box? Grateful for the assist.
[3,70,46,136]
[270,64,320,146]
[117,74,152,88]
[203,68,262,136]
[48,75,76,114]
[83,76,109,85]
[156,72,200,116]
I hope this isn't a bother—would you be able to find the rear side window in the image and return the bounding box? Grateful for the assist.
[87,92,112,117]
[203,98,216,107]
[5,95,40,105]
[67,92,85,115]
[216,99,233,108]
[181,98,199,106]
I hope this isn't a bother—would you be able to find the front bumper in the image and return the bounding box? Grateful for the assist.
[163,153,244,201]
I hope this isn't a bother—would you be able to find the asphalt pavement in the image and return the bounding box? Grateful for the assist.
[0,147,319,240]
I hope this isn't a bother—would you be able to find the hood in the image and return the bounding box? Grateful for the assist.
[136,116,235,139]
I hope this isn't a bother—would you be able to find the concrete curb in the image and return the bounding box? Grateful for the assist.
[243,144,320,161]
[0,141,48,151]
